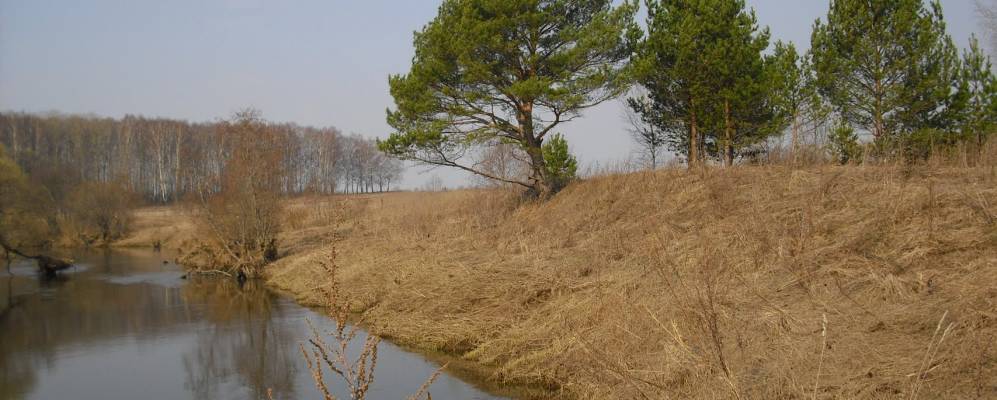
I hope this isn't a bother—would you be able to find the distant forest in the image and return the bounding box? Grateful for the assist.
[0,112,403,203]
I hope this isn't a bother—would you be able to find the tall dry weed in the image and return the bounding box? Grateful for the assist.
[298,249,445,400]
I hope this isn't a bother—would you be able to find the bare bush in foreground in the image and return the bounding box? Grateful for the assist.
[300,249,443,400]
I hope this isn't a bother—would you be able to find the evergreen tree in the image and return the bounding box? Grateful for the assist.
[629,0,715,167]
[827,123,864,164]
[631,0,776,167]
[767,41,826,162]
[540,133,578,190]
[811,0,961,142]
[956,36,997,146]
[380,0,640,197]
[712,0,773,166]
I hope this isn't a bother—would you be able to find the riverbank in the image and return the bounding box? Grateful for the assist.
[125,164,997,399]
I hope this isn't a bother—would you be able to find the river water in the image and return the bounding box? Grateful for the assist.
[0,249,506,400]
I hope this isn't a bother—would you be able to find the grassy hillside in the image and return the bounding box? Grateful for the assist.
[127,163,997,399]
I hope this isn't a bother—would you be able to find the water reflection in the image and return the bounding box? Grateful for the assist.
[178,278,299,400]
[0,250,504,400]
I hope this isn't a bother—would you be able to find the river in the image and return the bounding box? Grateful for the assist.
[0,249,506,400]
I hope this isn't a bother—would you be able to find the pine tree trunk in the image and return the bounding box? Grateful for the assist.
[791,112,800,165]
[526,144,552,197]
[873,78,884,140]
[519,101,552,197]
[689,98,700,169]
[723,100,735,167]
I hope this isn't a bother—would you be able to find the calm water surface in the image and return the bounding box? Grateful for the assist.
[0,249,505,400]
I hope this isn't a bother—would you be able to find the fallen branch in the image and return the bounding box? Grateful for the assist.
[0,237,74,277]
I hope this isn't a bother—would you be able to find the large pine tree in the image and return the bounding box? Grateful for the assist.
[381,0,639,197]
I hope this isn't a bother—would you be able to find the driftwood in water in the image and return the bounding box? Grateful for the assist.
[34,255,74,276]
[0,240,74,277]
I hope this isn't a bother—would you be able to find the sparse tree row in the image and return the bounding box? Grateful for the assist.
[0,111,403,203]
[631,0,996,168]
[384,0,996,196]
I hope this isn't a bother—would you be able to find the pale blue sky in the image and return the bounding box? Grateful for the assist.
[0,1,986,187]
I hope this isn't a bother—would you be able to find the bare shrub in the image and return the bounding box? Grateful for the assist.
[299,249,444,400]
[184,110,286,277]
[978,0,997,54]
[64,180,135,245]
[473,140,531,189]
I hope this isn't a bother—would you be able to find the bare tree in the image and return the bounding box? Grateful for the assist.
[188,110,287,277]
[65,180,135,245]
[0,111,387,201]
[978,0,997,55]
[422,174,445,192]
[624,102,667,170]
[473,140,530,187]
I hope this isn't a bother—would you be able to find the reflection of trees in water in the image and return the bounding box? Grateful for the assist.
[0,273,48,400]
[0,252,301,400]
[0,272,192,399]
[180,278,299,400]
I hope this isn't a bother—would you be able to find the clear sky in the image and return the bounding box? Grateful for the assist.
[0,0,987,188]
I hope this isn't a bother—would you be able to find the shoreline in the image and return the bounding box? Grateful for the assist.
[264,282,555,400]
[115,200,551,399]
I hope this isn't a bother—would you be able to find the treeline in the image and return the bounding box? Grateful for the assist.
[0,111,404,204]
[628,0,997,166]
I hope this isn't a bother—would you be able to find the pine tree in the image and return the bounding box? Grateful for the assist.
[811,0,960,142]
[767,41,826,163]
[631,0,776,167]
[629,0,713,167]
[712,0,773,166]
[540,133,578,190]
[381,0,640,197]
[956,36,997,146]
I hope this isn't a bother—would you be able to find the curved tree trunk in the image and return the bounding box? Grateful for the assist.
[525,143,552,198]
[0,238,73,277]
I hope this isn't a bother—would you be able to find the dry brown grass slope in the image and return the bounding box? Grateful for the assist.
[262,164,996,400]
[113,206,198,248]
[120,162,996,398]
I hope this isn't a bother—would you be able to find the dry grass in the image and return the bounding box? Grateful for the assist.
[265,162,997,399]
[113,206,198,249]
[124,158,997,399]
[301,248,444,400]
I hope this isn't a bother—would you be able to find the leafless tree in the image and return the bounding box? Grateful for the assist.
[473,139,530,187]
[422,174,445,192]
[978,0,997,56]
[624,103,667,170]
[191,110,287,276]
[0,111,402,201]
